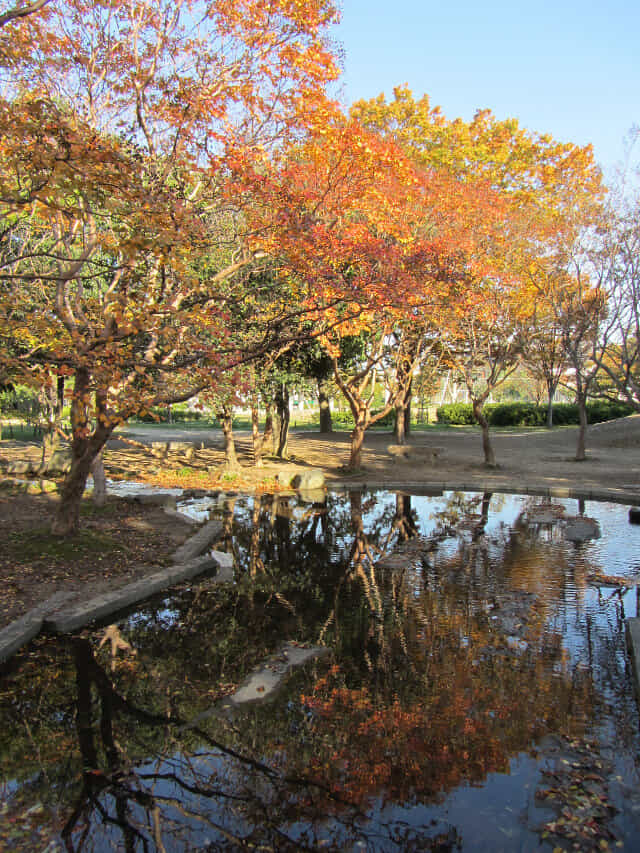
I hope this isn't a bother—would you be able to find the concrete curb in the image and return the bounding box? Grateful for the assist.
[44,554,221,633]
[0,591,74,664]
[0,513,228,663]
[172,519,224,563]
[626,618,640,702]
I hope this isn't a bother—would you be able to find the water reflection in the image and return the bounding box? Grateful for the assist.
[1,490,640,851]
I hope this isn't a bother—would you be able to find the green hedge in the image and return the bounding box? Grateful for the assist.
[435,402,477,425]
[133,405,211,424]
[331,410,395,429]
[436,400,635,427]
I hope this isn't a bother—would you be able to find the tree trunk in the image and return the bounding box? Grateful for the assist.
[545,377,557,428]
[42,378,65,466]
[472,399,496,467]
[348,419,366,470]
[52,449,96,536]
[546,397,554,429]
[274,384,290,459]
[52,372,113,536]
[218,409,239,469]
[263,403,274,456]
[251,401,264,467]
[394,403,406,445]
[575,393,588,461]
[91,448,107,507]
[394,376,412,443]
[318,381,332,433]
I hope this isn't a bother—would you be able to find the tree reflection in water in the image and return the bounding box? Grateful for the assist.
[1,489,639,851]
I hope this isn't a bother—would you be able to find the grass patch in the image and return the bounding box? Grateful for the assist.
[5,527,124,562]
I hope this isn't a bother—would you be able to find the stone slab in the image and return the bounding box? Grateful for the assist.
[0,591,74,664]
[224,643,329,706]
[163,506,200,525]
[45,555,220,633]
[626,618,640,700]
[172,519,223,563]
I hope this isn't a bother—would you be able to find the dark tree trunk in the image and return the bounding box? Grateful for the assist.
[545,377,558,428]
[251,400,264,467]
[395,493,417,540]
[318,381,332,433]
[274,384,290,459]
[394,373,412,443]
[394,404,407,445]
[42,376,66,464]
[575,392,588,461]
[348,418,366,470]
[52,372,113,536]
[52,449,95,535]
[472,399,496,468]
[218,408,239,469]
[263,403,274,456]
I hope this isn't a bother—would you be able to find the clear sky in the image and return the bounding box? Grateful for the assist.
[332,0,639,178]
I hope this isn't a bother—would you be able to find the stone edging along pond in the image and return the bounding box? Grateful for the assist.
[0,511,230,665]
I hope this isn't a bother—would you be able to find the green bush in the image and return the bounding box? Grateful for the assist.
[331,410,355,428]
[371,408,396,428]
[586,400,634,423]
[436,403,475,425]
[485,402,546,427]
[134,405,209,424]
[436,400,635,427]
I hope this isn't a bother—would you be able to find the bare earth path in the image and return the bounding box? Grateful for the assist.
[1,416,639,632]
[118,414,640,497]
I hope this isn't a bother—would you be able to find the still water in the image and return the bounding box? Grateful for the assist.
[2,489,640,852]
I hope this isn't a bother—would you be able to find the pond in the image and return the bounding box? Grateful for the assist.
[2,488,640,851]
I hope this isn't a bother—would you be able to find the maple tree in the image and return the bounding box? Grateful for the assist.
[589,186,640,411]
[0,0,340,534]
[351,87,605,466]
[246,113,495,468]
[522,272,570,428]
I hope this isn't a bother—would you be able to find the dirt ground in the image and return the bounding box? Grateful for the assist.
[1,416,639,632]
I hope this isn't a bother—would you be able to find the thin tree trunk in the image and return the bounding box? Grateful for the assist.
[348,419,366,470]
[263,403,274,455]
[274,384,290,459]
[251,400,264,467]
[91,448,107,507]
[218,408,239,469]
[394,376,412,443]
[545,377,557,428]
[394,404,407,444]
[546,397,554,429]
[575,393,588,461]
[472,399,496,467]
[318,380,332,433]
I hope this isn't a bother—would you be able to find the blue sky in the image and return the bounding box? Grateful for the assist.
[332,1,639,178]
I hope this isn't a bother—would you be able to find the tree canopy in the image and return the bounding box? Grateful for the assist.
[1,3,625,531]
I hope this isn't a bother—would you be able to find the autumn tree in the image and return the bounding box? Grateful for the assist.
[589,187,640,410]
[0,0,340,534]
[522,268,569,428]
[352,87,605,466]
[246,112,493,469]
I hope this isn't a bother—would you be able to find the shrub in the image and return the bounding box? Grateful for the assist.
[586,400,634,424]
[436,399,635,427]
[486,402,546,427]
[331,410,355,428]
[436,403,475,425]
